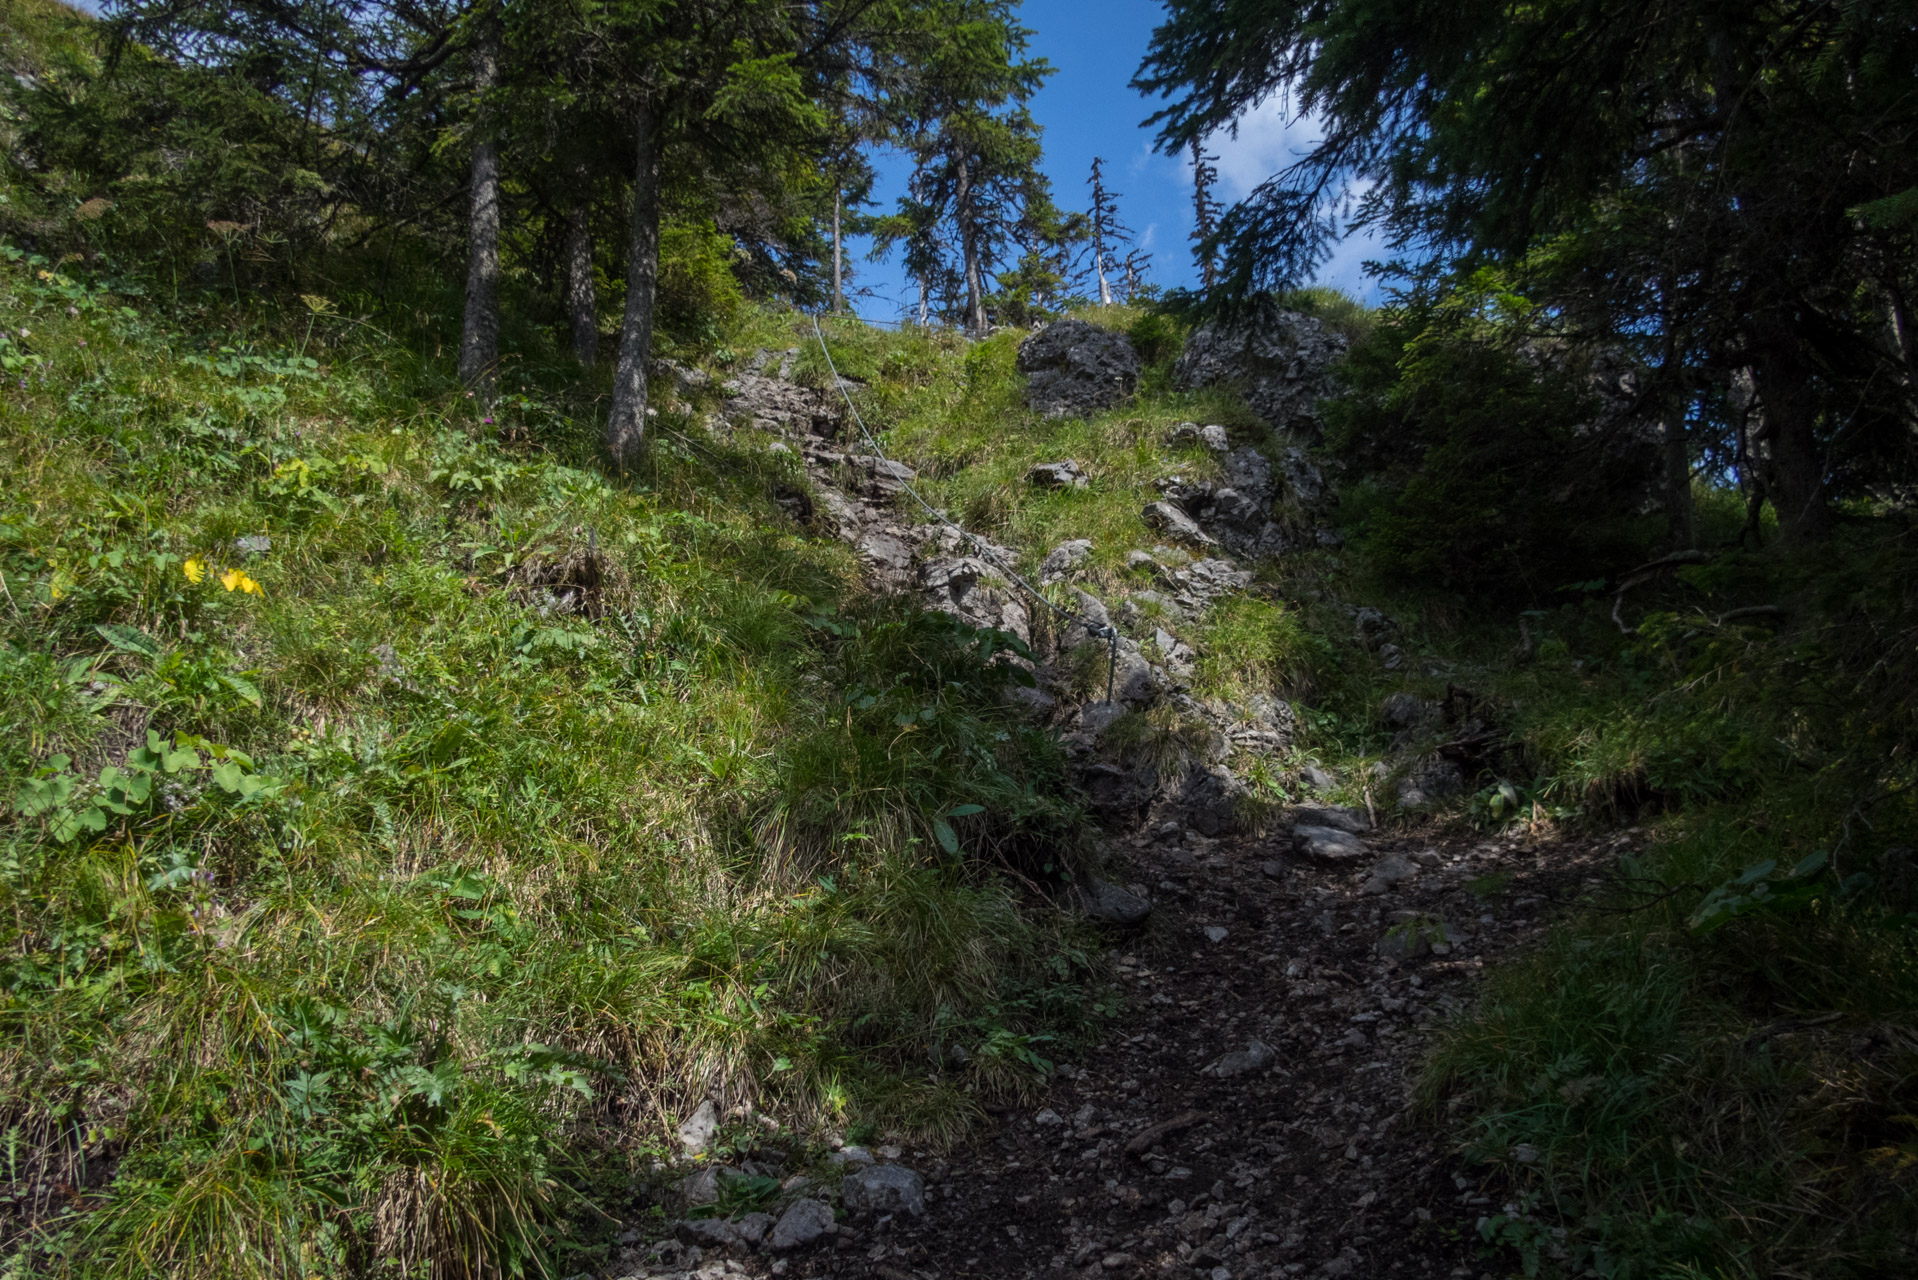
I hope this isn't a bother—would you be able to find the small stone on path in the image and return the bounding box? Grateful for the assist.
[1294,824,1369,863]
[770,1199,835,1250]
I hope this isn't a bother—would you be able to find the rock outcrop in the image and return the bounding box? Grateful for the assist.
[1173,306,1348,434]
[1018,320,1141,417]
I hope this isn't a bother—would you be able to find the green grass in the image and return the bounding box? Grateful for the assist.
[0,254,1102,1276]
[1424,803,1918,1280]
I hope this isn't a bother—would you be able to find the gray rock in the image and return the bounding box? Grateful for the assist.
[1396,758,1465,808]
[1378,642,1408,671]
[826,1145,875,1168]
[1172,305,1349,433]
[1003,684,1057,717]
[769,1198,835,1250]
[1143,500,1218,549]
[1380,692,1440,730]
[1278,447,1326,504]
[1068,875,1152,927]
[841,1163,927,1218]
[1076,761,1159,816]
[1293,824,1369,864]
[737,1212,774,1247]
[1299,764,1337,792]
[1204,925,1229,944]
[676,1218,743,1249]
[1180,765,1250,837]
[1060,587,1114,649]
[677,1100,719,1156]
[1029,460,1090,489]
[1158,557,1253,610]
[1206,1039,1277,1079]
[1039,538,1094,583]
[1376,918,1459,962]
[1228,694,1296,755]
[1114,645,1161,704]
[1259,858,1287,880]
[677,1165,721,1206]
[1165,422,1229,452]
[1290,804,1370,834]
[919,556,1031,644]
[1153,627,1196,670]
[1358,854,1420,895]
[1018,320,1141,417]
[723,372,842,436]
[1353,607,1397,650]
[234,534,272,559]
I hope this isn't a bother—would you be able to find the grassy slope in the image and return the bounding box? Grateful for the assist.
[0,253,1104,1276]
[811,308,1918,1278]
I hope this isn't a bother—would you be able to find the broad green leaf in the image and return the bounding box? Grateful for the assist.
[219,673,263,707]
[95,623,162,659]
[933,817,960,856]
[1788,850,1829,879]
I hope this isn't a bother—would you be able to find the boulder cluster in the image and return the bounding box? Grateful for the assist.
[708,312,1486,934]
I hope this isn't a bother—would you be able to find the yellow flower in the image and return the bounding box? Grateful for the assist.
[184,558,206,583]
[219,568,263,596]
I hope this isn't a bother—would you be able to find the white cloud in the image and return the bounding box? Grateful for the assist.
[1205,96,1321,202]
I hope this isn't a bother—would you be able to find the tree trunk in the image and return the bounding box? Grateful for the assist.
[565,200,597,368]
[917,275,929,326]
[606,101,661,470]
[955,156,987,337]
[831,191,845,314]
[1095,245,1113,307]
[1747,313,1830,542]
[457,15,502,395]
[1662,403,1694,548]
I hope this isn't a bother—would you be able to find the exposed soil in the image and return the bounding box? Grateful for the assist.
[627,820,1630,1280]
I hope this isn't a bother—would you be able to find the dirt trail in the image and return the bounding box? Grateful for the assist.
[623,347,1626,1280]
[632,821,1623,1280]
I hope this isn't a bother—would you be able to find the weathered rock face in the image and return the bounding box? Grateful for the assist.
[1019,320,1141,418]
[1039,539,1093,583]
[1173,307,1348,434]
[841,1163,928,1217]
[1150,443,1321,558]
[1028,459,1090,489]
[1178,764,1251,837]
[724,369,843,437]
[1142,500,1217,549]
[1068,874,1152,925]
[770,1198,835,1250]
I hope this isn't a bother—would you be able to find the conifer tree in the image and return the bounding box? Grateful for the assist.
[1189,140,1220,293]
[1135,0,1918,539]
[1086,156,1131,307]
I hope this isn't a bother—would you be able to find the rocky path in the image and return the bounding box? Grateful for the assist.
[625,818,1625,1280]
[615,335,1623,1280]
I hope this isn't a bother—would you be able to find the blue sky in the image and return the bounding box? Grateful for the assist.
[842,0,1384,322]
[73,0,1379,313]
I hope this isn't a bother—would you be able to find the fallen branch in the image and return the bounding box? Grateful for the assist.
[1612,549,1715,634]
[1125,1110,1208,1156]
[1713,604,1785,626]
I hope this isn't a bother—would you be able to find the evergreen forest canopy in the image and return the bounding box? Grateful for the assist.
[1138,0,1918,545]
[0,0,1915,1277]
